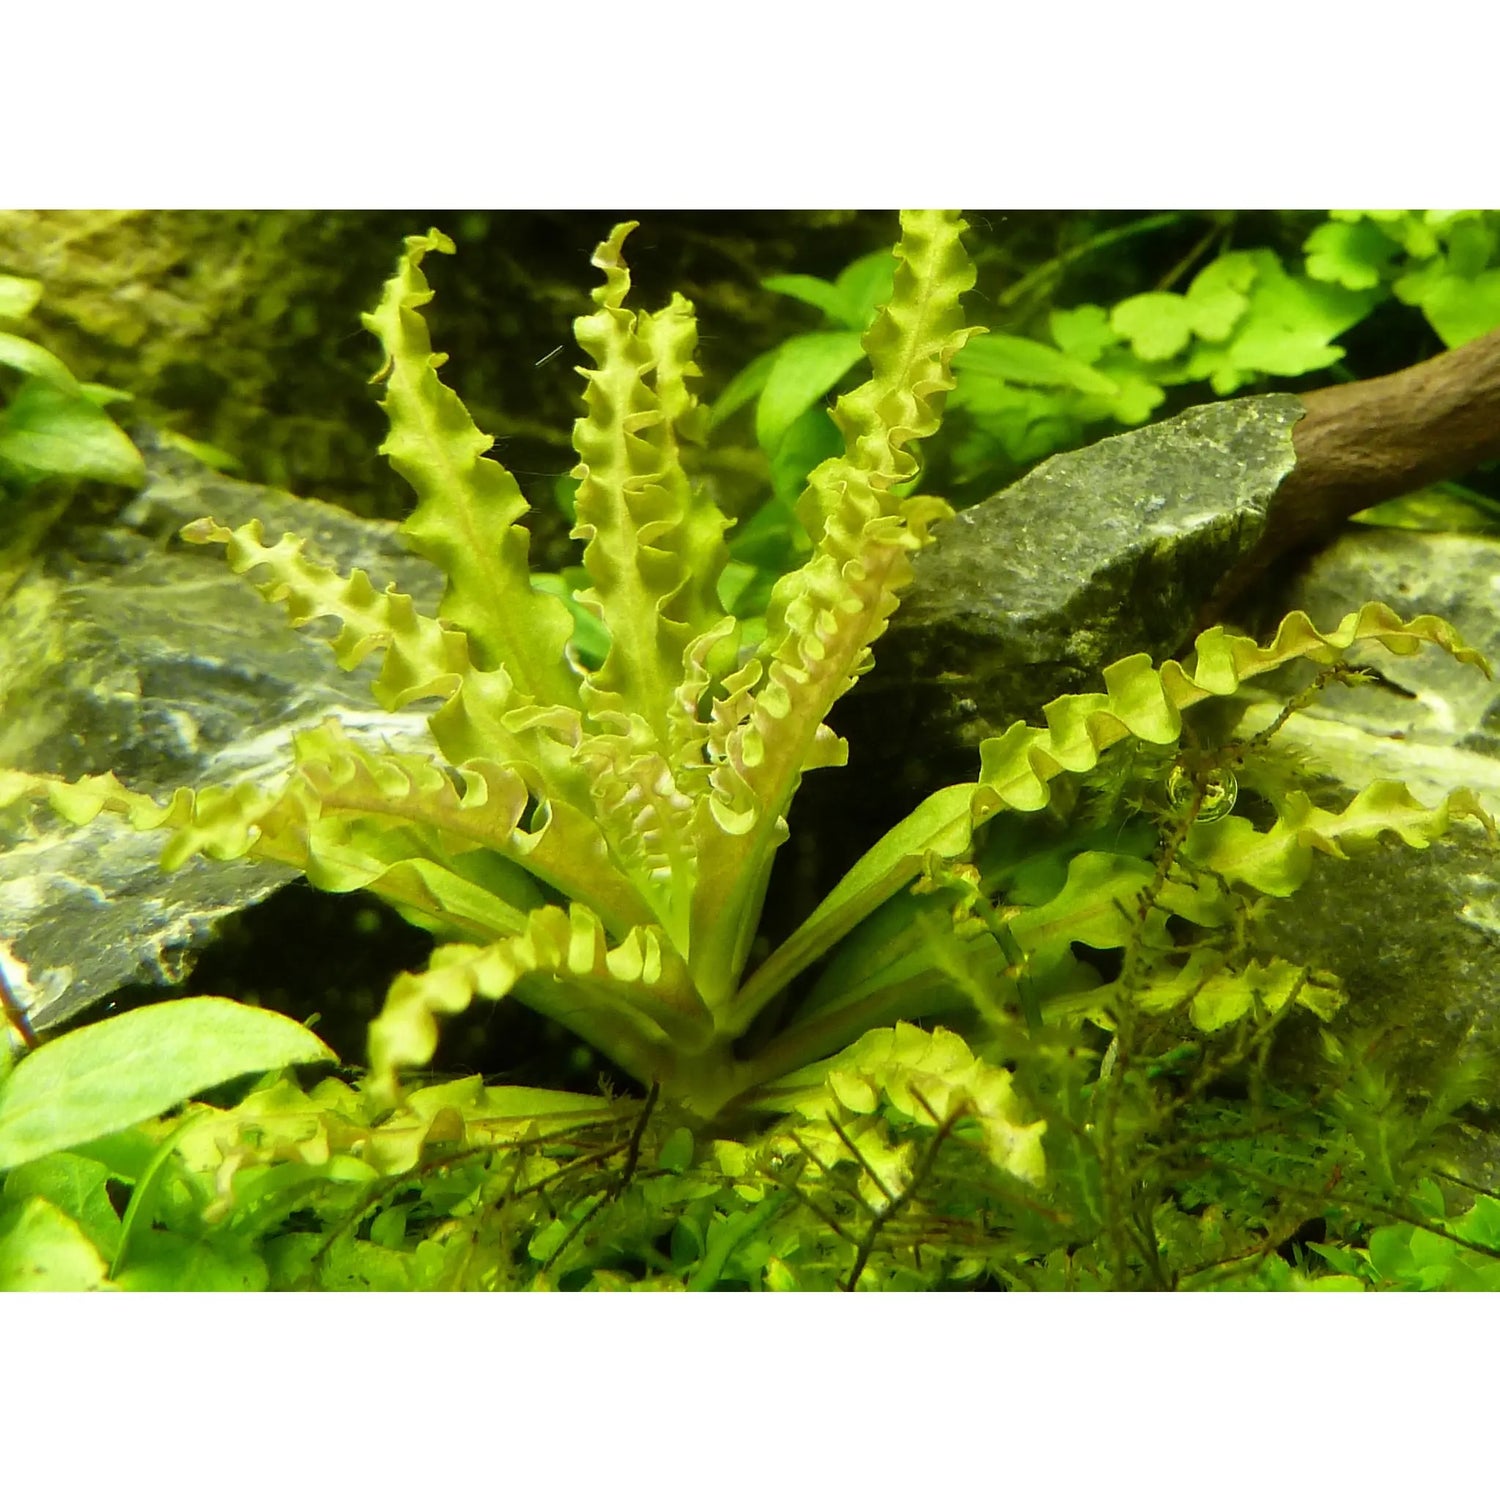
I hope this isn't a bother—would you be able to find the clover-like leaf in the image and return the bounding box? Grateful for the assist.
[1304,218,1401,290]
[1111,292,1196,362]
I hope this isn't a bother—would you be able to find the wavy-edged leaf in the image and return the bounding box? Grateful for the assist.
[1186,782,1496,899]
[361,228,579,705]
[367,904,711,1106]
[288,719,653,934]
[689,210,983,1006]
[570,221,734,744]
[0,999,335,1173]
[180,516,471,710]
[973,604,1491,826]
[180,516,588,805]
[758,1021,1046,1185]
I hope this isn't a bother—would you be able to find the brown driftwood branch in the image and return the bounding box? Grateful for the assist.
[1200,325,1500,625]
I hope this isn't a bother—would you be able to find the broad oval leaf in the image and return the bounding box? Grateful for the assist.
[0,998,336,1172]
[0,377,145,487]
[0,1196,114,1290]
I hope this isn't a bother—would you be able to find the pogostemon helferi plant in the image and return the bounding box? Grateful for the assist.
[0,209,1492,1157]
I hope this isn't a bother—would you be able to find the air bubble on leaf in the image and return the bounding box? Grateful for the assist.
[1166,763,1238,822]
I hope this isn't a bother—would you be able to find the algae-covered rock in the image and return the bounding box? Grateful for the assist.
[834,392,1306,797]
[0,431,441,1038]
[0,209,898,535]
[1238,529,1500,1128]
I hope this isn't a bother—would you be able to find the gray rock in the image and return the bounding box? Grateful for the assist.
[0,431,441,1043]
[1234,529,1500,1127]
[823,388,1500,1170]
[834,392,1305,794]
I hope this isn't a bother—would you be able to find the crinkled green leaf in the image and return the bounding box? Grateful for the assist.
[368,904,709,1106]
[1007,849,1156,967]
[179,517,585,793]
[763,1021,1047,1184]
[570,221,734,748]
[0,999,335,1172]
[972,603,1489,826]
[1187,783,1495,899]
[362,228,578,705]
[688,210,982,1010]
[180,516,471,710]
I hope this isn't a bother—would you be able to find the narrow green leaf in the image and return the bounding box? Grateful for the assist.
[708,347,779,429]
[955,331,1120,395]
[0,999,336,1172]
[363,229,578,705]
[761,273,854,326]
[0,330,78,388]
[754,330,867,457]
[833,251,898,330]
[724,782,975,1035]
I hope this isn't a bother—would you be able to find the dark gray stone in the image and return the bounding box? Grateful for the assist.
[0,431,441,1044]
[836,393,1305,795]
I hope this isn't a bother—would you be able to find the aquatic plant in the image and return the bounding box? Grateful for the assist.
[0,211,1495,1292]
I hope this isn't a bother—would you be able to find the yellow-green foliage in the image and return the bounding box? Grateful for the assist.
[1,211,1494,1208]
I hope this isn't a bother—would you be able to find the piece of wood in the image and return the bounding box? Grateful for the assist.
[1200,325,1500,625]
